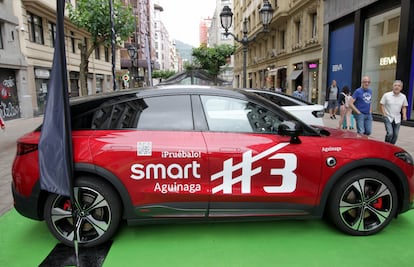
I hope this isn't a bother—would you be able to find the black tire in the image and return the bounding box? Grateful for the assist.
[44,175,122,247]
[327,169,398,236]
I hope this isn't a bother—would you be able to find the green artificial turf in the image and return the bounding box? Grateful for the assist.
[1,209,413,267]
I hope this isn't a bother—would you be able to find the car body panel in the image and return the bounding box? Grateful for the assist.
[11,85,414,243]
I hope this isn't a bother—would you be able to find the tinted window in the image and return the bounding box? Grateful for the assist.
[137,95,193,130]
[72,97,143,130]
[201,95,283,133]
[255,92,298,106]
[72,95,193,131]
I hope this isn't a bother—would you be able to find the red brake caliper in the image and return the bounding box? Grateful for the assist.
[63,199,72,211]
[372,197,383,209]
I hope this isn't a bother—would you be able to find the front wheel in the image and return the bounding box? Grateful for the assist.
[44,176,122,247]
[327,169,398,235]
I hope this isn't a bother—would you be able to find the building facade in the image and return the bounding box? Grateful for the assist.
[227,0,324,104]
[323,0,414,121]
[1,0,119,120]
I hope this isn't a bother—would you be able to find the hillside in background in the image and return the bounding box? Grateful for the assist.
[174,40,194,62]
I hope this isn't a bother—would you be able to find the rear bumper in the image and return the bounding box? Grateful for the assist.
[11,181,43,220]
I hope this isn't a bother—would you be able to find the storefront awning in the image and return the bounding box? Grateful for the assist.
[288,70,303,80]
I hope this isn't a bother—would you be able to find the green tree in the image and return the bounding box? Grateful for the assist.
[67,0,135,95]
[152,70,176,80]
[191,44,235,85]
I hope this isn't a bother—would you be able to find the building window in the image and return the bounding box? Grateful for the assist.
[95,46,100,60]
[280,30,285,50]
[28,13,44,44]
[311,13,317,38]
[295,20,301,43]
[70,31,76,53]
[48,22,56,47]
[0,23,4,49]
[362,7,400,114]
[104,47,109,62]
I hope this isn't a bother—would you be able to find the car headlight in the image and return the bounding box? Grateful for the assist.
[395,151,413,165]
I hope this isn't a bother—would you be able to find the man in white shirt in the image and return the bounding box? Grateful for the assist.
[380,80,408,144]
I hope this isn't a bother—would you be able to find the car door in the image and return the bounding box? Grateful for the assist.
[199,95,323,218]
[89,95,209,218]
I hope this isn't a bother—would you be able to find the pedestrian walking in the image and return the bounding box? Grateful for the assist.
[338,86,353,130]
[380,80,408,144]
[327,80,339,119]
[349,76,373,136]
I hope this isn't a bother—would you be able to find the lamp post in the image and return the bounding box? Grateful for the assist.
[220,0,274,88]
[127,45,137,87]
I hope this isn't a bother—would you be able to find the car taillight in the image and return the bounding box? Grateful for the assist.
[16,142,38,156]
[312,110,325,118]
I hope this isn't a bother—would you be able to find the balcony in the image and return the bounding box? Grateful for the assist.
[270,0,290,25]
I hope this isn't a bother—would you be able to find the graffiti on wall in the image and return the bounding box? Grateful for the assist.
[0,72,20,120]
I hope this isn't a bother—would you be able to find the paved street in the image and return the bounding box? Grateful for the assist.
[1,114,414,216]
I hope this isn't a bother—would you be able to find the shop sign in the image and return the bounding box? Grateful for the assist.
[35,69,50,79]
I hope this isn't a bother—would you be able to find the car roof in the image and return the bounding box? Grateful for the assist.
[244,88,315,106]
[70,85,242,104]
[69,85,275,114]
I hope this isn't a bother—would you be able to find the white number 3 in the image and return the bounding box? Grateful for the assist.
[263,153,297,193]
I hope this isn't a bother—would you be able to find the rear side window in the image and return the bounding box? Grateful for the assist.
[73,95,193,131]
[137,95,193,130]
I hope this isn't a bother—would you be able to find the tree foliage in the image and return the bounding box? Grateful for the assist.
[152,70,176,80]
[67,0,135,95]
[191,44,235,84]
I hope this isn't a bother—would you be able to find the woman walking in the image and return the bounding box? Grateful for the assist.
[338,86,352,130]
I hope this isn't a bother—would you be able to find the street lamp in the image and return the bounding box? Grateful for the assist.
[127,45,137,86]
[220,0,274,88]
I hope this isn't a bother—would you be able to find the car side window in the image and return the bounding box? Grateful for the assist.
[73,95,193,130]
[89,99,143,129]
[136,95,193,131]
[201,95,282,133]
[256,92,296,106]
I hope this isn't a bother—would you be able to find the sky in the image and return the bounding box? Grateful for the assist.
[156,0,217,47]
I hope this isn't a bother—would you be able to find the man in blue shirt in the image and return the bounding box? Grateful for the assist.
[349,76,373,136]
[293,85,307,101]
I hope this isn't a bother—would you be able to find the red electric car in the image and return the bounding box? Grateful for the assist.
[12,85,414,247]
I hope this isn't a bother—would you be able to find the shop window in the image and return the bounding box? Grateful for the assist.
[362,7,400,114]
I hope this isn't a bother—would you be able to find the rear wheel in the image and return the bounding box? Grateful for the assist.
[44,176,122,247]
[327,169,398,235]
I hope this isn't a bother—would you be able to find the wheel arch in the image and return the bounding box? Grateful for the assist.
[315,158,410,217]
[73,163,135,220]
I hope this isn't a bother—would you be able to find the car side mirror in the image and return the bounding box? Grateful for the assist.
[278,121,303,144]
